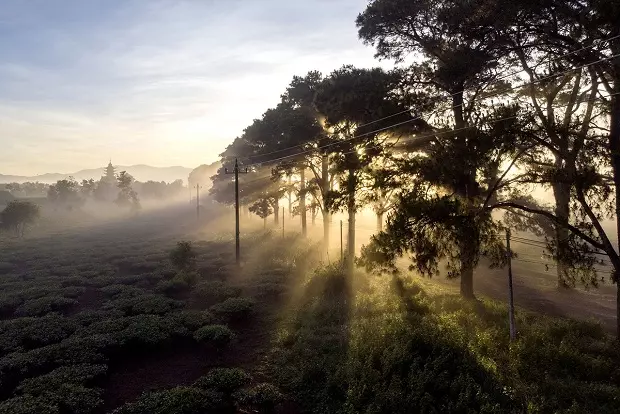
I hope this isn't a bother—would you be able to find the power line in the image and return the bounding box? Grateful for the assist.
[335,33,620,133]
[241,51,620,169]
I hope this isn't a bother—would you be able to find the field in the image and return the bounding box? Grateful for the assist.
[0,204,619,413]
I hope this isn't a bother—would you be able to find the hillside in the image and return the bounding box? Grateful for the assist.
[0,165,193,184]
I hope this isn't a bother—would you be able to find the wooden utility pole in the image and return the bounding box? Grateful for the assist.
[506,229,516,341]
[340,220,344,261]
[225,159,248,266]
[194,184,202,221]
[282,206,285,238]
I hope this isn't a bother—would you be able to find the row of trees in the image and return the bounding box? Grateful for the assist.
[47,172,141,212]
[209,0,620,335]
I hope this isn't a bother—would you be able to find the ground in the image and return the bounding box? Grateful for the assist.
[0,204,618,413]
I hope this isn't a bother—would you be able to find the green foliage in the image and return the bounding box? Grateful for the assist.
[0,314,78,354]
[169,241,196,271]
[210,298,254,321]
[16,363,107,394]
[104,293,182,316]
[111,386,228,414]
[15,296,77,317]
[192,281,241,305]
[168,310,216,331]
[115,171,141,211]
[0,201,40,237]
[235,383,284,413]
[194,368,251,394]
[194,325,235,348]
[0,394,59,414]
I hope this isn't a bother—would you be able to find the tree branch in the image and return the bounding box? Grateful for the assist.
[490,201,606,250]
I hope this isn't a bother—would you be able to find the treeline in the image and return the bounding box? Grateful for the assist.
[209,0,620,335]
[2,179,186,204]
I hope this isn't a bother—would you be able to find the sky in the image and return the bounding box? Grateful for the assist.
[0,0,391,176]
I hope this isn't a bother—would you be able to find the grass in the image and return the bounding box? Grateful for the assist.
[270,265,620,414]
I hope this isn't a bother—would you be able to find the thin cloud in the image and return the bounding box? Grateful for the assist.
[0,0,385,176]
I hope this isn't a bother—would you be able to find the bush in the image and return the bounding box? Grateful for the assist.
[0,394,58,414]
[17,364,107,394]
[210,298,254,322]
[194,368,251,394]
[169,241,196,271]
[194,325,235,348]
[15,296,77,317]
[168,310,216,331]
[112,387,228,414]
[105,294,182,316]
[0,314,78,354]
[235,383,284,413]
[193,281,241,305]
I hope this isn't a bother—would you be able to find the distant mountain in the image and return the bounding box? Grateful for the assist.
[0,165,193,184]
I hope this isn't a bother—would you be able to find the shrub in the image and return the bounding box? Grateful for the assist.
[17,364,107,394]
[169,241,196,271]
[105,294,181,316]
[194,368,251,394]
[194,325,235,348]
[0,314,78,353]
[193,281,241,305]
[15,296,77,317]
[168,310,216,331]
[112,314,190,348]
[210,298,254,322]
[100,285,145,298]
[235,383,284,413]
[0,395,58,414]
[155,278,189,295]
[111,387,228,414]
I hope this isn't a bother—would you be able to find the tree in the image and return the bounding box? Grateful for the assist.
[47,178,83,210]
[356,0,523,297]
[314,65,428,274]
[169,241,196,271]
[361,105,527,294]
[80,179,96,199]
[116,171,140,212]
[0,201,40,237]
[249,198,273,228]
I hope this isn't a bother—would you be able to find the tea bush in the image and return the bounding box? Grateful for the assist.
[210,298,254,322]
[194,368,251,394]
[112,387,228,414]
[194,325,235,348]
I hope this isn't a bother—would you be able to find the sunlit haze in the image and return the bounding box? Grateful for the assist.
[0,0,385,176]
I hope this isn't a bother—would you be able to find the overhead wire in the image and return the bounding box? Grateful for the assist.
[241,51,620,169]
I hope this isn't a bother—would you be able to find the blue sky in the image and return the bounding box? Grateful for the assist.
[0,0,388,175]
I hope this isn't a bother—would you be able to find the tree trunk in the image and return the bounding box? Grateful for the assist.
[460,259,475,298]
[376,211,383,232]
[552,173,571,289]
[453,89,476,298]
[288,174,293,219]
[321,154,331,250]
[274,199,279,225]
[608,63,620,339]
[300,167,307,236]
[346,168,356,275]
[311,206,316,226]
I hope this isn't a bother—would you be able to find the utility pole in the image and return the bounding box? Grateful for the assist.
[194,184,202,221]
[225,159,248,266]
[282,206,285,238]
[340,220,343,261]
[506,229,516,341]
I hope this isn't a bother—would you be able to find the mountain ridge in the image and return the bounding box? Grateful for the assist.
[0,165,194,184]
